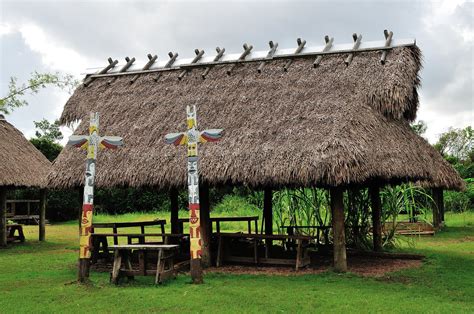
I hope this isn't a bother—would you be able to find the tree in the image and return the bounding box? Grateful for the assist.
[0,71,78,114]
[30,119,64,162]
[434,126,473,161]
[410,120,427,136]
[33,119,63,142]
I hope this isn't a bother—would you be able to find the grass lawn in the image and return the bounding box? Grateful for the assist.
[0,212,473,313]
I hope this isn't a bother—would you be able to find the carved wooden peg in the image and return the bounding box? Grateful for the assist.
[154,52,179,81]
[202,47,225,79]
[130,54,157,84]
[178,49,205,80]
[257,40,279,73]
[83,57,118,87]
[345,33,362,66]
[227,43,253,75]
[284,38,306,71]
[380,30,393,64]
[313,35,334,68]
[107,56,136,85]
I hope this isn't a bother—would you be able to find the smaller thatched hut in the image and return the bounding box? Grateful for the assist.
[0,115,52,246]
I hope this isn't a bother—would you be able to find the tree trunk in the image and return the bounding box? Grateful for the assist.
[169,188,180,234]
[432,188,444,229]
[0,188,7,247]
[199,183,211,267]
[369,186,382,252]
[39,189,47,241]
[330,187,347,272]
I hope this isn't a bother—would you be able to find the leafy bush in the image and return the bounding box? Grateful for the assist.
[444,180,473,213]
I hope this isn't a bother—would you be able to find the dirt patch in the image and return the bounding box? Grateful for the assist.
[206,256,422,278]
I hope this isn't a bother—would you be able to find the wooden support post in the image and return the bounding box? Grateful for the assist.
[200,183,211,267]
[227,43,253,75]
[313,36,334,67]
[263,188,273,235]
[83,57,118,86]
[155,52,178,81]
[0,188,7,247]
[202,47,225,79]
[283,38,306,71]
[170,188,180,234]
[263,187,273,249]
[380,30,393,64]
[39,189,47,241]
[330,187,347,272]
[432,188,444,229]
[369,186,382,252]
[257,41,278,73]
[178,49,204,80]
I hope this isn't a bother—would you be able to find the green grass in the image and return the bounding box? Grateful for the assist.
[1,212,473,313]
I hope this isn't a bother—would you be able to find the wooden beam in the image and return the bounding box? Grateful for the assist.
[39,189,47,241]
[154,52,178,81]
[0,188,6,247]
[313,36,334,68]
[202,47,225,79]
[257,41,278,73]
[344,33,362,66]
[432,188,444,229]
[178,49,204,80]
[107,56,136,85]
[227,43,253,75]
[330,187,347,272]
[380,30,393,64]
[263,187,273,249]
[283,38,306,71]
[83,57,118,86]
[130,54,158,84]
[199,183,211,267]
[369,186,382,252]
[170,188,180,234]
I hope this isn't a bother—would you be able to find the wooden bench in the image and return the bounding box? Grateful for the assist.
[7,224,25,243]
[216,233,312,270]
[110,244,179,285]
[90,220,167,262]
[282,225,332,245]
[178,216,259,234]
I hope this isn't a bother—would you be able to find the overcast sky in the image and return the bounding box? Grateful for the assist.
[1,0,472,144]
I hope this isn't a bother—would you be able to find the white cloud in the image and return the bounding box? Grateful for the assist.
[18,23,93,76]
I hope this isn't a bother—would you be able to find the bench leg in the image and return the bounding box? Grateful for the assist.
[296,239,302,271]
[155,249,163,284]
[123,251,134,282]
[216,236,223,267]
[254,238,258,265]
[111,250,122,285]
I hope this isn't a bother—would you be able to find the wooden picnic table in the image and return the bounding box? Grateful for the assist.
[90,220,167,263]
[178,216,259,234]
[110,244,179,285]
[216,232,312,270]
[7,224,25,243]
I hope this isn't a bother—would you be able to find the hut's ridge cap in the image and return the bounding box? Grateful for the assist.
[83,37,415,79]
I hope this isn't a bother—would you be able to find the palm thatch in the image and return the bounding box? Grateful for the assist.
[0,116,51,188]
[48,45,464,191]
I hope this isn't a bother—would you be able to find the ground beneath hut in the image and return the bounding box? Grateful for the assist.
[206,256,422,277]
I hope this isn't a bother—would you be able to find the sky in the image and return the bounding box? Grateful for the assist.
[0,0,472,144]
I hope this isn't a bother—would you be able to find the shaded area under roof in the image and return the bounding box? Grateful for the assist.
[49,45,464,191]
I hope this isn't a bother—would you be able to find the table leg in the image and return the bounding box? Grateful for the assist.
[216,236,223,267]
[124,250,134,281]
[253,238,258,265]
[296,239,302,271]
[248,220,251,234]
[111,250,122,285]
[139,251,146,276]
[18,227,25,242]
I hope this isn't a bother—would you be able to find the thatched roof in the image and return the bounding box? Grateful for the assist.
[0,116,52,188]
[48,42,464,191]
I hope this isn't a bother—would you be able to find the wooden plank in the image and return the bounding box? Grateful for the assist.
[110,244,179,250]
[155,248,163,284]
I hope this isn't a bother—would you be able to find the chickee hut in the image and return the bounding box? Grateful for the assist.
[48,31,464,273]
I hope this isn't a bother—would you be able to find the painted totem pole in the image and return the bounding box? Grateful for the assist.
[165,105,223,284]
[67,112,123,282]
